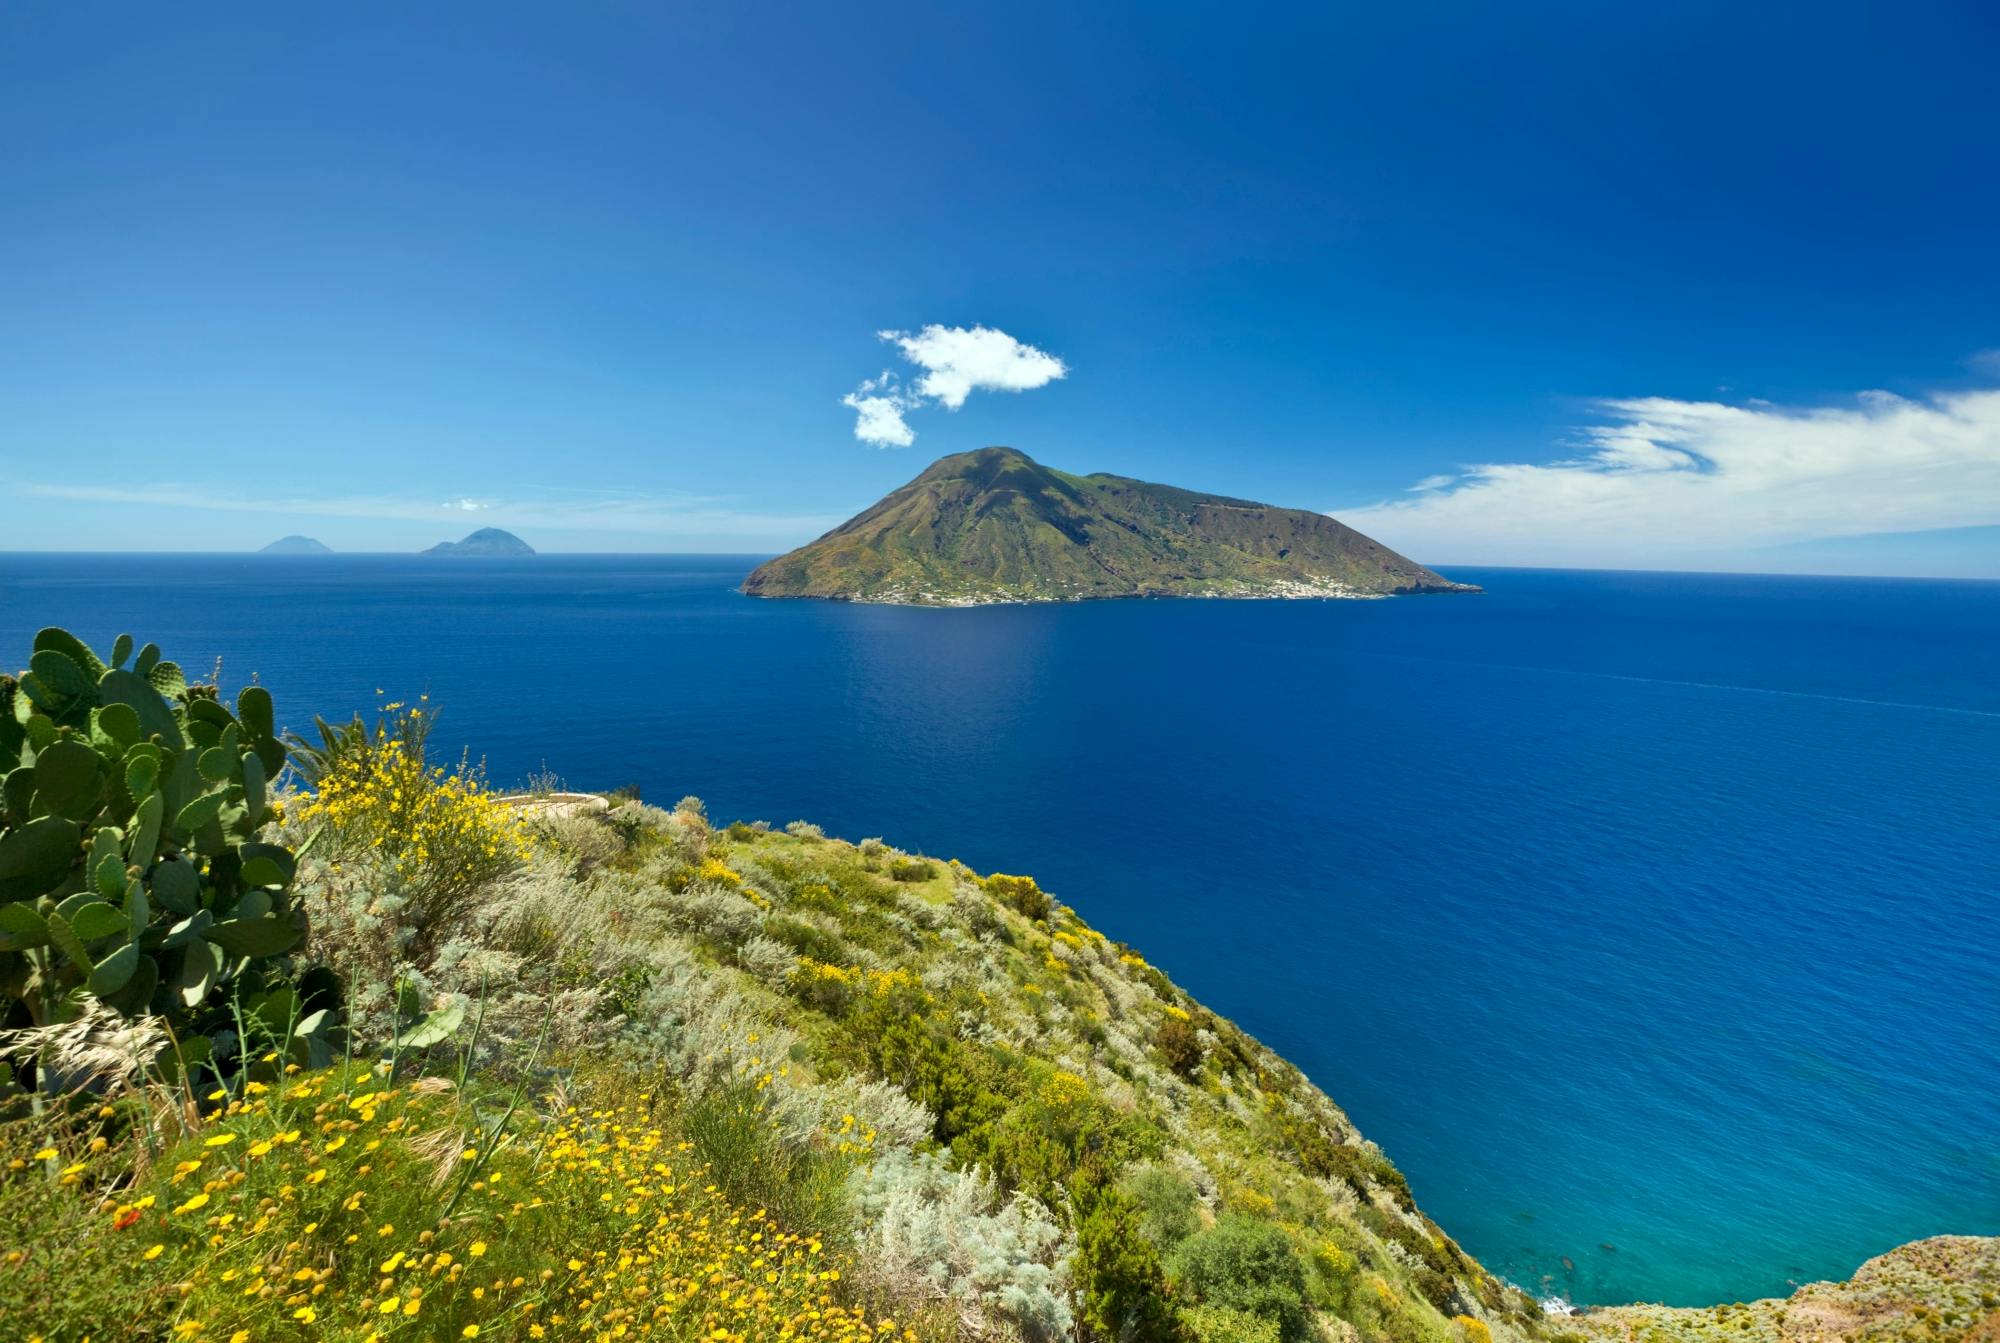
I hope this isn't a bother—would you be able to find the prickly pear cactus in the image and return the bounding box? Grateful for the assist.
[1,628,328,1072]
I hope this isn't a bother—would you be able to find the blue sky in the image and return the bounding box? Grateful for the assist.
[3,3,1998,574]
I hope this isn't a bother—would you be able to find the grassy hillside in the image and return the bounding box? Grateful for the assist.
[743,448,1477,605]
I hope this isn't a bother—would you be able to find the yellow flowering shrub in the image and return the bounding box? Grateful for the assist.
[698,857,745,886]
[1316,1240,1355,1280]
[863,968,916,997]
[298,720,533,950]
[1039,1070,1091,1108]
[0,1065,912,1343]
[790,959,858,1013]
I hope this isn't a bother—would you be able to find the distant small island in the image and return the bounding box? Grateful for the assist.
[258,535,332,554]
[423,527,535,557]
[744,446,1478,606]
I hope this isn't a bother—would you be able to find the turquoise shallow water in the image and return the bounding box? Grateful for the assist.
[3,554,1996,1306]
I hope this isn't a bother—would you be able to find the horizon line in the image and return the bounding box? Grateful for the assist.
[0,550,1995,584]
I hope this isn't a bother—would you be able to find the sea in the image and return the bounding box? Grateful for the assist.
[2,552,1995,1308]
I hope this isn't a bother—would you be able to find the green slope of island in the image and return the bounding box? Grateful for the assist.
[744,446,1477,605]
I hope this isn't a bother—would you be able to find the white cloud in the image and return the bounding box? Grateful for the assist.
[841,371,917,448]
[1339,384,2000,569]
[841,393,916,447]
[442,496,493,511]
[842,325,1067,446]
[879,324,1067,409]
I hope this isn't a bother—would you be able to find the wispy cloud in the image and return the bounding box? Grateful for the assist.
[1340,379,2000,568]
[15,482,842,540]
[842,324,1067,446]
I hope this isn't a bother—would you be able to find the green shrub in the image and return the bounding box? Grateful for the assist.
[842,986,1011,1148]
[841,982,1170,1206]
[888,855,936,883]
[1125,1165,1202,1250]
[1415,1267,1460,1313]
[1075,1186,1185,1342]
[1156,1014,1206,1078]
[789,881,848,916]
[987,872,1050,919]
[766,914,848,964]
[1168,1216,1311,1343]
[949,1066,1166,1206]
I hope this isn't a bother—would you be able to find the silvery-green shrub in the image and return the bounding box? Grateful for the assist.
[848,1149,1075,1342]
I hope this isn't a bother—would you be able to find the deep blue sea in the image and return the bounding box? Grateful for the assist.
[3,554,1996,1307]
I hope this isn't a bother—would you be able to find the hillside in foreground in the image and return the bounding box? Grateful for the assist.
[743,447,1478,605]
[1,629,1990,1342]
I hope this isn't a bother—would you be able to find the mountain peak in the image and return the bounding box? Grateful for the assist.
[922,444,1034,469]
[258,535,332,554]
[912,445,1048,486]
[745,449,1475,605]
[423,527,536,557]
